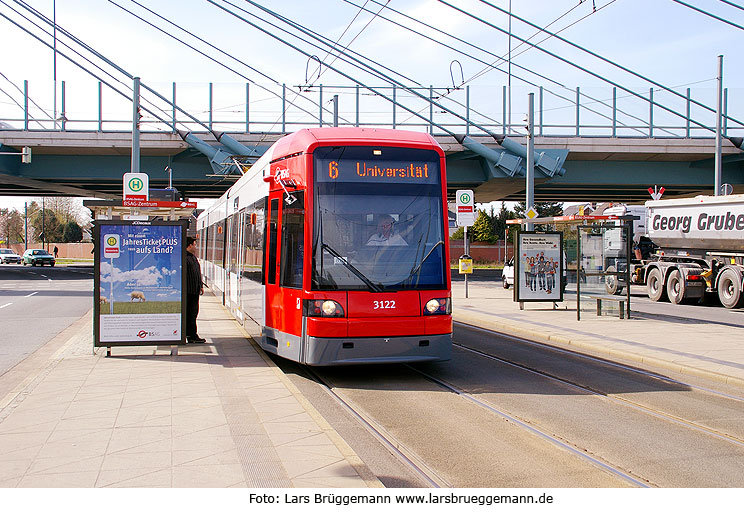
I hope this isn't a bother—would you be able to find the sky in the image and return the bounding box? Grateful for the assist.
[1,0,743,211]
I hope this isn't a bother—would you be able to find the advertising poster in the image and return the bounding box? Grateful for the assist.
[94,220,186,347]
[516,231,563,303]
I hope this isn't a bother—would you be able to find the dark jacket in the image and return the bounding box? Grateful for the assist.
[186,251,203,295]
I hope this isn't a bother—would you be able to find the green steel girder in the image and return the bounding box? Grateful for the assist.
[445,157,744,202]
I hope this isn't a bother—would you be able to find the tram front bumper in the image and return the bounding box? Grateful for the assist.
[302,333,451,365]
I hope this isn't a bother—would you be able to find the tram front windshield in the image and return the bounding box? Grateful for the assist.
[312,146,446,291]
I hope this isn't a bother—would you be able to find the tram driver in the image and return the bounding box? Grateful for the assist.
[366,214,407,246]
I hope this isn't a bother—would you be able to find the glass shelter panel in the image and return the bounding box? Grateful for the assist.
[577,224,631,317]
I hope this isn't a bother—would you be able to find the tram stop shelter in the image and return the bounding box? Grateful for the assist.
[507,213,638,320]
[84,199,199,357]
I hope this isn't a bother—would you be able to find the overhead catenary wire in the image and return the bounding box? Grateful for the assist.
[0,70,53,129]
[470,0,744,129]
[4,1,206,133]
[224,0,422,88]
[354,0,661,136]
[439,0,737,135]
[9,0,185,129]
[464,0,611,84]
[673,0,744,30]
[207,0,501,139]
[719,0,744,12]
[112,0,331,126]
[309,0,392,84]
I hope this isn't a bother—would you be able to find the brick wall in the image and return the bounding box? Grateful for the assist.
[449,240,513,263]
[9,242,93,259]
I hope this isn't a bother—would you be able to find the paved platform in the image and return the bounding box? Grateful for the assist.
[452,277,744,389]
[1,276,742,488]
[0,296,380,488]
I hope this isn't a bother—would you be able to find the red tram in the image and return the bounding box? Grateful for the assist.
[197,127,451,365]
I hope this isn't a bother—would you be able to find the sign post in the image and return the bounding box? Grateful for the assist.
[456,190,475,298]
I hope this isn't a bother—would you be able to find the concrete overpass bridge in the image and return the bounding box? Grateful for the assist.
[1,129,742,203]
[1,80,743,204]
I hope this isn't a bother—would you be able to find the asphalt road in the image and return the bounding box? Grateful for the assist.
[0,264,93,376]
[282,324,744,487]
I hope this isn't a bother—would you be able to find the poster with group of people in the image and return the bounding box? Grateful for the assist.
[516,232,563,303]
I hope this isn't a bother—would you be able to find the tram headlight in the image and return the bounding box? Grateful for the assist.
[303,299,345,318]
[424,297,450,315]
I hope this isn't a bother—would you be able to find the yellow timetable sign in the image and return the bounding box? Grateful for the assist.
[459,255,473,274]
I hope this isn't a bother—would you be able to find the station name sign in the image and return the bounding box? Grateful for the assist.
[122,200,197,208]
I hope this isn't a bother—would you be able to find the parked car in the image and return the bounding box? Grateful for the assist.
[502,257,514,289]
[23,249,56,266]
[0,248,22,264]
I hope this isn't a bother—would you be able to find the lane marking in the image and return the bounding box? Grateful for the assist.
[0,303,12,309]
[25,292,38,298]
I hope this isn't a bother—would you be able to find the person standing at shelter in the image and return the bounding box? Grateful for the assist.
[186,237,206,344]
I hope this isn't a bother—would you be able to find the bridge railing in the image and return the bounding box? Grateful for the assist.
[1,79,741,139]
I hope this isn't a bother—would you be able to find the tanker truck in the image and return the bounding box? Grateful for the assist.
[604,194,744,309]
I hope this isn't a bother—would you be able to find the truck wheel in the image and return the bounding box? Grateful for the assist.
[718,268,744,309]
[666,270,686,305]
[647,268,667,302]
[605,265,624,295]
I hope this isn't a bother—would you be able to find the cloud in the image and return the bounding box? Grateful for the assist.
[101,262,163,286]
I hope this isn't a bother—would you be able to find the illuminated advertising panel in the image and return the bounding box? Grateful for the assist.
[515,231,563,303]
[94,220,186,348]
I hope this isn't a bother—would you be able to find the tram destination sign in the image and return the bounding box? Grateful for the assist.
[316,158,440,184]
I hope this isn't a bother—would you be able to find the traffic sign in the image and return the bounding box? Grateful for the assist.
[648,185,665,200]
[456,189,475,227]
[124,172,149,202]
[525,206,539,220]
[103,233,120,258]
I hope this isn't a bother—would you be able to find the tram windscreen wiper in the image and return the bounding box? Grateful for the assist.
[403,240,445,286]
[321,244,383,293]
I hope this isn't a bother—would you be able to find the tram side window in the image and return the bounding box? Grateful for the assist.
[240,205,264,283]
[208,223,218,264]
[214,222,225,267]
[229,213,240,274]
[280,193,304,289]
[267,199,279,285]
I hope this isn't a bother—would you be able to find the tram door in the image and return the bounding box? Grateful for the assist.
[265,196,280,332]
[264,190,305,358]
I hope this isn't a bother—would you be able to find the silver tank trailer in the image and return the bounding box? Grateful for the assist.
[646,194,744,252]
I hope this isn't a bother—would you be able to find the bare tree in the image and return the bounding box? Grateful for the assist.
[0,208,24,244]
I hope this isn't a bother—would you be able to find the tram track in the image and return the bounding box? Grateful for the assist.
[405,363,651,487]
[452,322,744,448]
[300,365,449,488]
[289,323,744,487]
